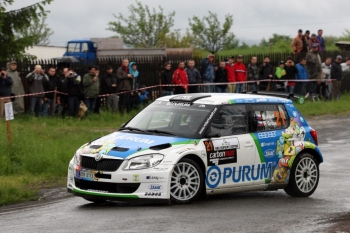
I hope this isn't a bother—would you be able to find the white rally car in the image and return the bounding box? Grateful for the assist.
[67,93,323,204]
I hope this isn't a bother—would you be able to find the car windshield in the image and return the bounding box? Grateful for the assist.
[122,101,218,138]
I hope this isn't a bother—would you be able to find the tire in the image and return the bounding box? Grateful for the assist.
[170,158,204,204]
[83,198,107,203]
[284,153,319,197]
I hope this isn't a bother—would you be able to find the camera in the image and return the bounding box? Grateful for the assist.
[1,73,4,77]
[69,72,73,75]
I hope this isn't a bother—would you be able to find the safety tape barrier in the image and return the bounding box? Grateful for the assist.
[0,78,336,100]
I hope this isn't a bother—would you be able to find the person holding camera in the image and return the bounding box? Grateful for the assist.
[26,65,49,116]
[259,56,275,91]
[283,57,298,94]
[66,68,82,117]
[83,66,100,115]
[0,67,13,119]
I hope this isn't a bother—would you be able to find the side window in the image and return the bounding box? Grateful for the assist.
[68,43,80,53]
[81,43,89,52]
[210,105,247,137]
[248,104,289,132]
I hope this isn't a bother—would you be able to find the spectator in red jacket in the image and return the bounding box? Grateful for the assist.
[232,55,247,93]
[225,56,236,93]
[172,62,188,94]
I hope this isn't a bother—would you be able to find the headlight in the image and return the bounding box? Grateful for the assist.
[123,154,164,170]
[73,152,81,165]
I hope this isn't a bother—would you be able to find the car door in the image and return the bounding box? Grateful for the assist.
[205,104,256,190]
[247,104,290,185]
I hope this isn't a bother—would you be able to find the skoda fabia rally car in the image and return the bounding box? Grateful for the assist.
[67,93,322,204]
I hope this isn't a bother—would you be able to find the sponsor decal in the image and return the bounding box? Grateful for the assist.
[198,105,206,108]
[199,107,218,134]
[207,149,237,166]
[264,149,275,158]
[206,138,240,151]
[167,102,191,106]
[146,176,165,180]
[133,174,139,182]
[144,192,161,196]
[87,189,109,193]
[154,167,169,171]
[261,142,275,147]
[206,162,276,189]
[148,184,163,191]
[114,135,155,145]
[257,131,277,139]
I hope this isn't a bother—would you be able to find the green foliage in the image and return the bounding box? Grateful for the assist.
[0,0,53,61]
[15,16,54,46]
[158,29,194,48]
[189,11,238,54]
[107,1,175,48]
[259,34,292,47]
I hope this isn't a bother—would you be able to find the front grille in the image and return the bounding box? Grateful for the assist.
[75,178,140,193]
[81,156,123,171]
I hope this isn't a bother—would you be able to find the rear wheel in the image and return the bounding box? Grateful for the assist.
[170,158,204,204]
[284,153,319,197]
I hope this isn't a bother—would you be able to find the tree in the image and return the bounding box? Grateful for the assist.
[158,29,194,48]
[0,0,53,61]
[107,1,175,48]
[15,16,53,46]
[259,34,292,47]
[189,12,238,54]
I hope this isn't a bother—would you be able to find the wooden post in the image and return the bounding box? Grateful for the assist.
[52,87,57,116]
[7,120,11,147]
[159,78,162,97]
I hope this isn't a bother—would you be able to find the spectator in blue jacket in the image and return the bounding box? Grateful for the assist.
[201,54,215,93]
[316,29,325,52]
[295,58,308,95]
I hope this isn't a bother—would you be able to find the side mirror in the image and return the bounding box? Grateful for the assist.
[206,132,221,138]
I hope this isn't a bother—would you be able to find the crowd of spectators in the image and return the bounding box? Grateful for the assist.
[1,28,350,118]
[0,59,148,118]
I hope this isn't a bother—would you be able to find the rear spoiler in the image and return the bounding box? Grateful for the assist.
[243,91,305,104]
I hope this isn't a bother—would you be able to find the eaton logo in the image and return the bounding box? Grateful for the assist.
[148,184,163,190]
[257,131,276,139]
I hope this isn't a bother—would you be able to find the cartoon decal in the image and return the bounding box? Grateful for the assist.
[271,110,315,184]
[204,138,239,166]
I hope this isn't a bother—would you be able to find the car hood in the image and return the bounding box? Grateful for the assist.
[79,132,196,159]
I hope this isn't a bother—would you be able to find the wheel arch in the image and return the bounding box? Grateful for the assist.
[299,148,323,164]
[181,154,206,175]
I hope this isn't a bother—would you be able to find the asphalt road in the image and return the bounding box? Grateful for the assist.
[1,116,350,233]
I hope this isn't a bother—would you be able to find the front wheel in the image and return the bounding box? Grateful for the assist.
[284,153,319,197]
[170,158,204,204]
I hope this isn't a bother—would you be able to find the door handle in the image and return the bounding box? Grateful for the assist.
[245,143,254,148]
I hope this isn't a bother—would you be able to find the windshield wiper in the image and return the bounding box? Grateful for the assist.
[146,129,176,136]
[119,127,145,132]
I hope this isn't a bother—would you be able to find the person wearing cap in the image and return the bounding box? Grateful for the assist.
[6,61,25,115]
[225,56,236,93]
[296,58,308,96]
[316,29,325,52]
[201,54,215,93]
[310,34,321,51]
[283,57,298,94]
[26,65,49,116]
[83,66,100,115]
[320,57,332,100]
[303,30,311,51]
[101,66,118,113]
[275,61,286,88]
[232,55,247,93]
[330,55,343,100]
[291,29,303,55]
[247,56,259,91]
[305,43,323,96]
[0,67,13,119]
[259,56,275,91]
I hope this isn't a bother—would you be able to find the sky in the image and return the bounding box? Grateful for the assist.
[7,0,350,47]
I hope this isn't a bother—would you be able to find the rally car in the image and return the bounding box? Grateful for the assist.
[67,93,322,204]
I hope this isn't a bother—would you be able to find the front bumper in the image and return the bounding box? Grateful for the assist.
[67,160,172,202]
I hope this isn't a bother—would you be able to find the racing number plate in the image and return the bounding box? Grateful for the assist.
[80,170,94,179]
